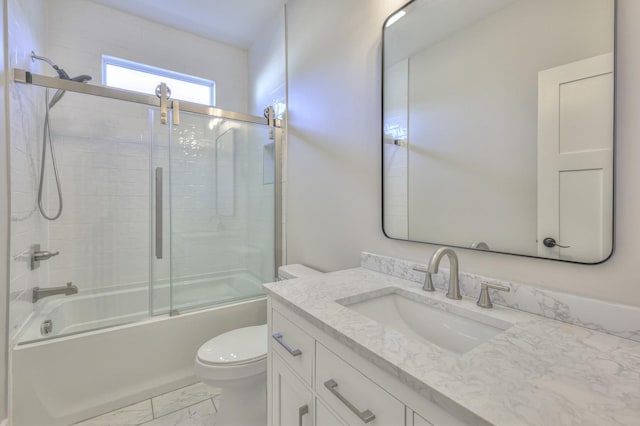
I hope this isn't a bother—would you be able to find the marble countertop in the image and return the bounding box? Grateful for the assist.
[263,268,640,426]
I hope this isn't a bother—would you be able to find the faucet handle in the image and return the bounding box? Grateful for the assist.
[476,281,510,309]
[412,265,435,292]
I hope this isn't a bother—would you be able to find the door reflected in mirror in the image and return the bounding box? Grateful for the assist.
[382,0,615,263]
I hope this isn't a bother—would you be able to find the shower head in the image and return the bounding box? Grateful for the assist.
[70,75,93,83]
[49,74,93,108]
[31,52,93,108]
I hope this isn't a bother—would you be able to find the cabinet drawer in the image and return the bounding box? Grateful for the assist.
[272,309,315,386]
[316,343,405,425]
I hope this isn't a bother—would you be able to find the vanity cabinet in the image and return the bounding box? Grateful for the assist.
[268,299,466,426]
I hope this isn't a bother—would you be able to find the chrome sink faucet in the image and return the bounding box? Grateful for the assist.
[414,247,461,300]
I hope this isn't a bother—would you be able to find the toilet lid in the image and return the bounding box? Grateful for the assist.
[197,324,267,365]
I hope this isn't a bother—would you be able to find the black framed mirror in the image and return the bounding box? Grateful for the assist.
[382,0,615,263]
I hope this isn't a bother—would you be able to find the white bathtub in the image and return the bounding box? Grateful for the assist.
[17,272,264,343]
[11,272,268,426]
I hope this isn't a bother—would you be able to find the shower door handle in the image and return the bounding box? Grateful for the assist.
[298,404,309,426]
[155,167,163,259]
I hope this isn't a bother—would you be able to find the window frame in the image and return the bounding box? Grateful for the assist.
[102,55,216,106]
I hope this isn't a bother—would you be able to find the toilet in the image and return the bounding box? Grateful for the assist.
[194,264,322,426]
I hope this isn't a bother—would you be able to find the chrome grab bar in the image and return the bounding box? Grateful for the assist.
[155,167,163,259]
[324,379,376,423]
[272,333,302,357]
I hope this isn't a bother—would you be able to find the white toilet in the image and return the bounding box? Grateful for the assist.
[194,264,322,426]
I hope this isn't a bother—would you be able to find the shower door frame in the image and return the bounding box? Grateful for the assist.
[13,67,284,306]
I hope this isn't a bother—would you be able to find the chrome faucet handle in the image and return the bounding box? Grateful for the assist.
[412,265,435,291]
[33,250,59,261]
[476,281,510,309]
[29,244,60,270]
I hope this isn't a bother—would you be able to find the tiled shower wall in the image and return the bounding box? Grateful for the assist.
[7,0,47,339]
[46,95,154,294]
[7,0,270,337]
[169,117,253,284]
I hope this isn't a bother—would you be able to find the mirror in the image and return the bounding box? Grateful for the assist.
[382,0,615,263]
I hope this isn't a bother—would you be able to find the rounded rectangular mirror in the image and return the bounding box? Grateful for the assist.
[382,0,615,263]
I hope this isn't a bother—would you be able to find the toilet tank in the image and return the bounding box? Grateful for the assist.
[277,264,322,280]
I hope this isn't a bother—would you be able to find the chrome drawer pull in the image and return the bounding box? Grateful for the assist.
[324,379,376,423]
[298,404,309,426]
[272,333,302,356]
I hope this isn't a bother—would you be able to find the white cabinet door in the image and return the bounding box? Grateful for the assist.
[413,412,433,426]
[317,398,347,426]
[272,353,313,426]
[537,52,613,262]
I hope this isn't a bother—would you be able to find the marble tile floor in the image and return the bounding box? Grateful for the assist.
[72,382,221,426]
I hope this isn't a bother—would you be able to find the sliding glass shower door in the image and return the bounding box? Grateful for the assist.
[12,68,279,342]
[166,112,276,314]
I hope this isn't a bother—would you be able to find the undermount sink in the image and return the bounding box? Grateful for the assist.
[340,291,512,355]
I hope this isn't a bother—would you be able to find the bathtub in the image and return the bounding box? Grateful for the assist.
[11,271,268,426]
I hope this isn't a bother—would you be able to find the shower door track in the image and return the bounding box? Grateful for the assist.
[13,68,282,128]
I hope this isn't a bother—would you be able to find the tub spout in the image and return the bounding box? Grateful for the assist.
[32,282,78,303]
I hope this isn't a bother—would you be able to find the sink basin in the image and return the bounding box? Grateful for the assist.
[340,291,511,355]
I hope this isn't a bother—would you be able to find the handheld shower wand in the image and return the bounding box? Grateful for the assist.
[30,52,93,220]
[31,52,93,107]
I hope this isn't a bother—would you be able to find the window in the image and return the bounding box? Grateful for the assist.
[102,55,215,106]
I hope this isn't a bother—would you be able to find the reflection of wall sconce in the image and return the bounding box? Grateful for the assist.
[272,101,286,119]
[385,10,406,28]
[208,118,222,130]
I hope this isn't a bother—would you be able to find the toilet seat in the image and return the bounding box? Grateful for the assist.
[194,324,267,382]
[197,324,267,366]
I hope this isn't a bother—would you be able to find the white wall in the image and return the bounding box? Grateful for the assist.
[248,8,286,268]
[0,0,8,417]
[248,9,286,117]
[46,0,249,114]
[285,0,640,307]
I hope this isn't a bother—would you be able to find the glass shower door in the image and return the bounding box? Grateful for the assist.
[168,112,275,314]
[15,91,158,343]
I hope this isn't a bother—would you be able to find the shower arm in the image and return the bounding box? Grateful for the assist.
[31,51,70,80]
